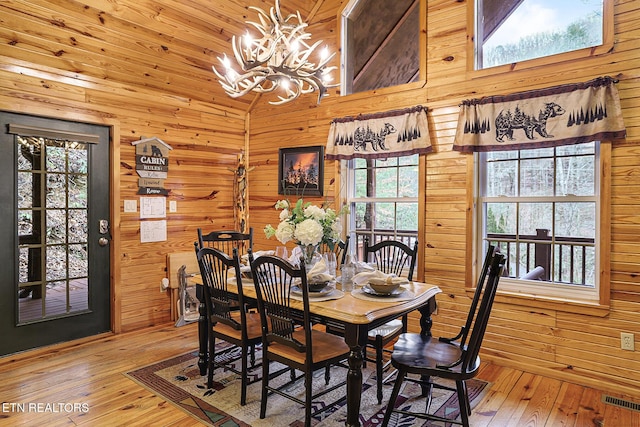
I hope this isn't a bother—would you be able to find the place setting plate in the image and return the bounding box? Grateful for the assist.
[291,284,334,297]
[362,283,406,297]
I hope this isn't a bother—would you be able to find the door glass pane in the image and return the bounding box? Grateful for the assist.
[17,135,90,323]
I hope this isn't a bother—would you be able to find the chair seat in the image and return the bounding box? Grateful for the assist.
[212,311,263,341]
[267,329,350,365]
[391,333,480,380]
[368,319,403,340]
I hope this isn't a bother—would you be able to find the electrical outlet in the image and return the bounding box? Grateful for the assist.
[621,332,635,351]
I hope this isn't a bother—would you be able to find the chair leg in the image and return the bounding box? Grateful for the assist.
[325,365,330,385]
[240,345,248,406]
[461,380,471,415]
[456,380,470,427]
[376,335,383,404]
[207,335,216,389]
[259,355,269,419]
[305,371,313,427]
[382,367,406,427]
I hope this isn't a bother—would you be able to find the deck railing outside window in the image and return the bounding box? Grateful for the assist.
[352,229,417,262]
[487,228,595,287]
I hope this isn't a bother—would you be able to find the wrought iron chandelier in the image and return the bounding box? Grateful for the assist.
[212,0,337,105]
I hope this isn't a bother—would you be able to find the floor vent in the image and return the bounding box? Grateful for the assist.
[602,395,640,412]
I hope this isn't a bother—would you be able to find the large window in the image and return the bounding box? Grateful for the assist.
[346,155,419,258]
[475,0,606,69]
[340,0,421,95]
[477,142,601,301]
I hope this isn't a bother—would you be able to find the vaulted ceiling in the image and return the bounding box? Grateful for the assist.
[85,0,418,109]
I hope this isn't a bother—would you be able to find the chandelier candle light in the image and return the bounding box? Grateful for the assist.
[212,0,337,105]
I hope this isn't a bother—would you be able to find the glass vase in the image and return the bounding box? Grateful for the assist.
[299,244,321,272]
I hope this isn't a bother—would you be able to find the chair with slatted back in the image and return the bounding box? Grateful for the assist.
[197,228,253,256]
[197,227,255,308]
[363,237,419,404]
[320,235,350,266]
[196,246,262,406]
[381,249,505,427]
[249,254,350,427]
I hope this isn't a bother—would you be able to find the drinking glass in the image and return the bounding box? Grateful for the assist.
[274,246,288,260]
[323,252,337,278]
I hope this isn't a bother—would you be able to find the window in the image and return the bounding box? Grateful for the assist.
[346,155,419,258]
[340,0,421,95]
[477,142,601,301]
[475,0,606,69]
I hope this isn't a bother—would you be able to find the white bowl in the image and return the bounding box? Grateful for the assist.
[367,281,400,294]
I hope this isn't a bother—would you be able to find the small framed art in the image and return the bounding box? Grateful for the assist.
[278,146,324,196]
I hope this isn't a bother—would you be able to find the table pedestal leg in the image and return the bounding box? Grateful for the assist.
[418,298,436,396]
[197,288,208,376]
[346,344,363,427]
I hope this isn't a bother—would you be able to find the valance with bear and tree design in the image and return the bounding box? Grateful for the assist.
[453,76,626,153]
[325,105,432,160]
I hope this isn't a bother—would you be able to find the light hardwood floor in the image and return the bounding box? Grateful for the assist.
[1,323,638,426]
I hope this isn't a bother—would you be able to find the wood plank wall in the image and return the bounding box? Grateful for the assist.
[1,0,639,403]
[0,0,250,332]
[248,0,640,400]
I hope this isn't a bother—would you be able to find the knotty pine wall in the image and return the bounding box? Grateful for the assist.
[248,0,640,399]
[0,0,250,332]
[1,0,639,401]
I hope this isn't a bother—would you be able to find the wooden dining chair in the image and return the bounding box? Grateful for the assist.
[195,246,262,406]
[249,254,350,427]
[196,227,253,257]
[320,235,350,266]
[363,237,419,404]
[381,250,505,427]
[197,227,255,310]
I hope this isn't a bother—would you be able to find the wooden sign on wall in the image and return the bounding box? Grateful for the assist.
[132,137,172,195]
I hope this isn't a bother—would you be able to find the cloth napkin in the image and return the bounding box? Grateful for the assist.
[352,270,409,286]
[354,261,375,274]
[241,250,274,265]
[306,257,334,283]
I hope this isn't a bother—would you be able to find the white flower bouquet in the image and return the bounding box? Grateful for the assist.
[264,198,349,249]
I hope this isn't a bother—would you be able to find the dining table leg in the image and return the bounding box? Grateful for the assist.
[196,284,208,376]
[344,323,367,427]
[418,297,437,396]
[418,297,437,336]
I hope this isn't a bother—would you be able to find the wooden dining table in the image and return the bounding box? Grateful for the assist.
[193,275,441,427]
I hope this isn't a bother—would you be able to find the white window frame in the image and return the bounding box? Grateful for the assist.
[475,142,602,303]
[471,0,614,74]
[342,155,420,256]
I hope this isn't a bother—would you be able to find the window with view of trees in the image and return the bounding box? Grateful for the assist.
[475,0,605,69]
[346,155,419,258]
[477,142,600,300]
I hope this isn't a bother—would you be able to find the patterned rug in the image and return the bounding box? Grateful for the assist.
[125,344,489,426]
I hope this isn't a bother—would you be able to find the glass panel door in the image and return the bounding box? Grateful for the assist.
[18,136,90,322]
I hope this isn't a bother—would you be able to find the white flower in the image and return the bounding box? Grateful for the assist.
[275,199,289,210]
[279,209,290,221]
[274,221,294,244]
[330,218,342,240]
[304,205,326,221]
[294,218,324,246]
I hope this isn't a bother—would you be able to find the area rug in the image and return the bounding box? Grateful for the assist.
[125,344,489,426]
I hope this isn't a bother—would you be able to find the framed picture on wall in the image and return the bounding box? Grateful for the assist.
[278,146,324,196]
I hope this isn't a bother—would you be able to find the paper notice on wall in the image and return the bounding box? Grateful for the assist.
[140,196,166,219]
[140,220,167,243]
